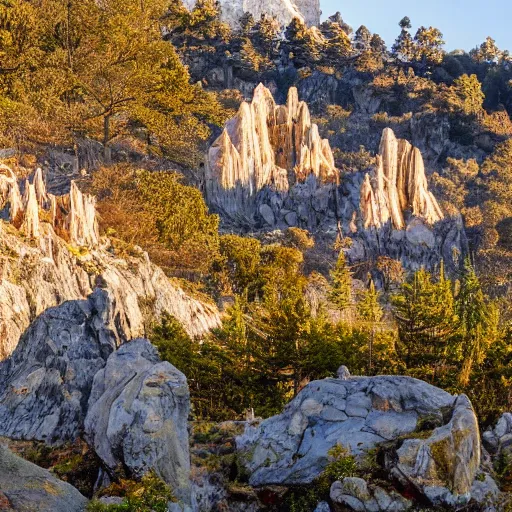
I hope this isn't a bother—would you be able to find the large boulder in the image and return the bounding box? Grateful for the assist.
[0,289,117,443]
[387,394,480,507]
[0,443,88,511]
[84,338,193,507]
[236,375,455,486]
[237,374,481,507]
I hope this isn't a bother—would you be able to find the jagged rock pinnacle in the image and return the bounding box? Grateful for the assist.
[360,127,444,230]
[205,83,337,217]
[0,166,99,246]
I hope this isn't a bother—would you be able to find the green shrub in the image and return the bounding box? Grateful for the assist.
[87,472,175,512]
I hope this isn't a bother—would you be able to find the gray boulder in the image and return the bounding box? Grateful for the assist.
[236,375,455,486]
[470,472,501,511]
[0,443,87,511]
[387,394,480,507]
[330,477,411,512]
[0,289,117,443]
[483,412,512,457]
[84,338,192,507]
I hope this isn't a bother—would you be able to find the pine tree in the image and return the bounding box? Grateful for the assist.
[357,278,383,324]
[414,26,445,67]
[253,14,279,61]
[473,36,501,64]
[329,251,352,313]
[456,258,499,386]
[392,16,416,62]
[392,267,459,382]
[448,74,485,115]
[354,25,372,52]
[321,20,352,66]
[357,278,383,372]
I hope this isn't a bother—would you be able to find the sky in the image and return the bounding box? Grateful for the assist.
[320,0,512,53]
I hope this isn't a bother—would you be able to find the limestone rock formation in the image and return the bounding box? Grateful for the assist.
[387,394,480,507]
[236,375,457,486]
[182,0,320,28]
[483,412,512,457]
[330,477,412,511]
[205,84,338,228]
[0,289,118,443]
[0,206,220,360]
[360,128,444,230]
[85,338,193,507]
[0,165,99,246]
[237,374,481,507]
[0,443,88,512]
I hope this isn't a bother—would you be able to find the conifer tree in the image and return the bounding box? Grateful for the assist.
[448,74,485,115]
[392,266,459,382]
[392,16,416,62]
[321,20,352,66]
[329,251,352,313]
[357,277,383,372]
[253,14,280,61]
[456,258,499,386]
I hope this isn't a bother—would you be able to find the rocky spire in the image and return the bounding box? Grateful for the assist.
[22,181,40,239]
[361,128,444,230]
[0,165,23,224]
[0,166,99,246]
[69,181,99,246]
[205,84,338,216]
[32,167,48,208]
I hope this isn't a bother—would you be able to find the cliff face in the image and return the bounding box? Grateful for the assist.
[0,167,221,360]
[182,0,320,28]
[204,85,466,270]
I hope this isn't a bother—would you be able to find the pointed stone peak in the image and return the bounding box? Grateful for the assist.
[0,166,99,246]
[205,84,338,216]
[361,128,444,230]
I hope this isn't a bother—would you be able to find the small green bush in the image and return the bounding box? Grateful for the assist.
[87,472,175,512]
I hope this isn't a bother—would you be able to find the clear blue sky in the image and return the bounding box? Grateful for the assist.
[320,0,511,52]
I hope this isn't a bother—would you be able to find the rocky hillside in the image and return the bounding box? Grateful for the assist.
[0,296,506,511]
[0,166,220,359]
[204,84,466,270]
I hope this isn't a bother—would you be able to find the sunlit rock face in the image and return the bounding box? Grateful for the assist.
[0,167,221,360]
[182,0,320,28]
[360,128,444,231]
[0,165,99,247]
[205,84,339,229]
[204,85,466,270]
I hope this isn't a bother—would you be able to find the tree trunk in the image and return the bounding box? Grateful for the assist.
[103,114,111,164]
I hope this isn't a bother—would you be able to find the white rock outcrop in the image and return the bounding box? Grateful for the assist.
[360,128,444,230]
[182,0,320,28]
[206,84,337,218]
[237,375,458,485]
[85,338,193,507]
[0,167,221,359]
[0,166,99,246]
